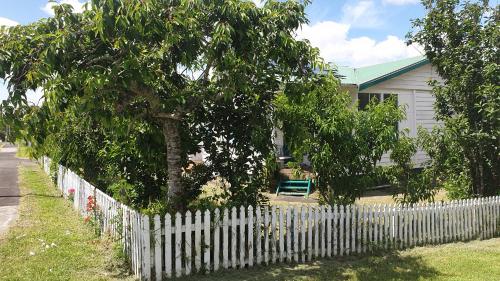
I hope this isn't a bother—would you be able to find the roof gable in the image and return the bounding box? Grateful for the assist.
[336,56,429,90]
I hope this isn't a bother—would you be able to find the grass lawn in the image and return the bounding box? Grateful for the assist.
[0,164,135,281]
[182,238,500,281]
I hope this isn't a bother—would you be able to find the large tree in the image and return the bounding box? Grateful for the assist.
[408,0,499,197]
[0,0,321,208]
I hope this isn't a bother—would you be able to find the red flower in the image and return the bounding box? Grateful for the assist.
[86,196,97,212]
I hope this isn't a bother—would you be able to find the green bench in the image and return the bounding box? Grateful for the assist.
[275,179,312,198]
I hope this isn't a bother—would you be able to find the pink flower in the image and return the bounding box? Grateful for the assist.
[68,188,75,194]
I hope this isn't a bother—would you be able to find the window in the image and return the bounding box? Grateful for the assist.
[358,93,399,132]
[358,93,398,110]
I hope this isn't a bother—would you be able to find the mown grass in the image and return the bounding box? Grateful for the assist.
[0,164,135,281]
[182,238,500,281]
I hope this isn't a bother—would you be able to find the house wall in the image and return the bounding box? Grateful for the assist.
[360,63,444,166]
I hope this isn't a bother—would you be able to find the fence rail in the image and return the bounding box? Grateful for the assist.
[41,157,500,281]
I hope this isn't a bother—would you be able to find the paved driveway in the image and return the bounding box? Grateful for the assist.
[0,143,22,236]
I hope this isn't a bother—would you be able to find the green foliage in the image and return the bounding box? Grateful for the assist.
[388,131,437,204]
[276,75,405,205]
[408,0,499,197]
[418,125,475,199]
[0,0,322,210]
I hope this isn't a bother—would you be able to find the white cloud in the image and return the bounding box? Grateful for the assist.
[41,0,85,16]
[0,17,19,27]
[296,21,422,67]
[0,82,44,105]
[383,0,420,5]
[252,0,265,7]
[341,1,383,28]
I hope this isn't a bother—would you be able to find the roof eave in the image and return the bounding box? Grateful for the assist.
[358,58,429,91]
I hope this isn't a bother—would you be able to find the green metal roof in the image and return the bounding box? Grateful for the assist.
[335,56,429,90]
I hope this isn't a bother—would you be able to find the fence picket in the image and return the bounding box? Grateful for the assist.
[369,206,374,251]
[351,205,356,254]
[320,206,326,258]
[279,207,285,262]
[214,208,220,271]
[223,208,229,269]
[362,206,367,253]
[308,207,313,260]
[195,210,202,272]
[185,211,192,275]
[239,206,246,268]
[175,213,182,277]
[165,213,172,278]
[271,206,277,263]
[293,207,299,262]
[248,206,254,267]
[333,205,338,256]
[231,207,237,268]
[301,206,307,262]
[357,205,362,253]
[264,206,269,265]
[286,207,292,262]
[256,207,262,265]
[373,205,378,250]
[327,206,332,257]
[154,215,162,281]
[204,210,211,271]
[346,205,351,255]
[314,207,320,258]
[339,205,345,256]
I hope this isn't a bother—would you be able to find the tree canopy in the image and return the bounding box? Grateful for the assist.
[408,0,499,197]
[0,0,323,210]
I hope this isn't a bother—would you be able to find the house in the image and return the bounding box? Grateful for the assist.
[193,56,444,166]
[275,55,444,166]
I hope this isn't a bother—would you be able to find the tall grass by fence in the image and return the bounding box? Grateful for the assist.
[41,157,500,281]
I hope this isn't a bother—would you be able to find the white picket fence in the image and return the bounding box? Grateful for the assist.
[41,157,500,281]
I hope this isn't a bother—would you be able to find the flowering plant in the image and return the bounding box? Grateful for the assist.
[68,188,75,201]
[84,195,102,236]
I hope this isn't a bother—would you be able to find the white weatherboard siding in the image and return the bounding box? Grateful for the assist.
[360,63,443,166]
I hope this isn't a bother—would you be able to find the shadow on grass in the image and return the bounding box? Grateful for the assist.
[0,193,62,198]
[180,250,440,281]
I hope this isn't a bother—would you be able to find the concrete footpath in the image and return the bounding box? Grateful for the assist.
[0,143,22,237]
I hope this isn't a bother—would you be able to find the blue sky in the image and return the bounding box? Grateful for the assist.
[0,0,427,101]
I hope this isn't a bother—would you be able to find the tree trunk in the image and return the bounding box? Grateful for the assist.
[162,117,183,204]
